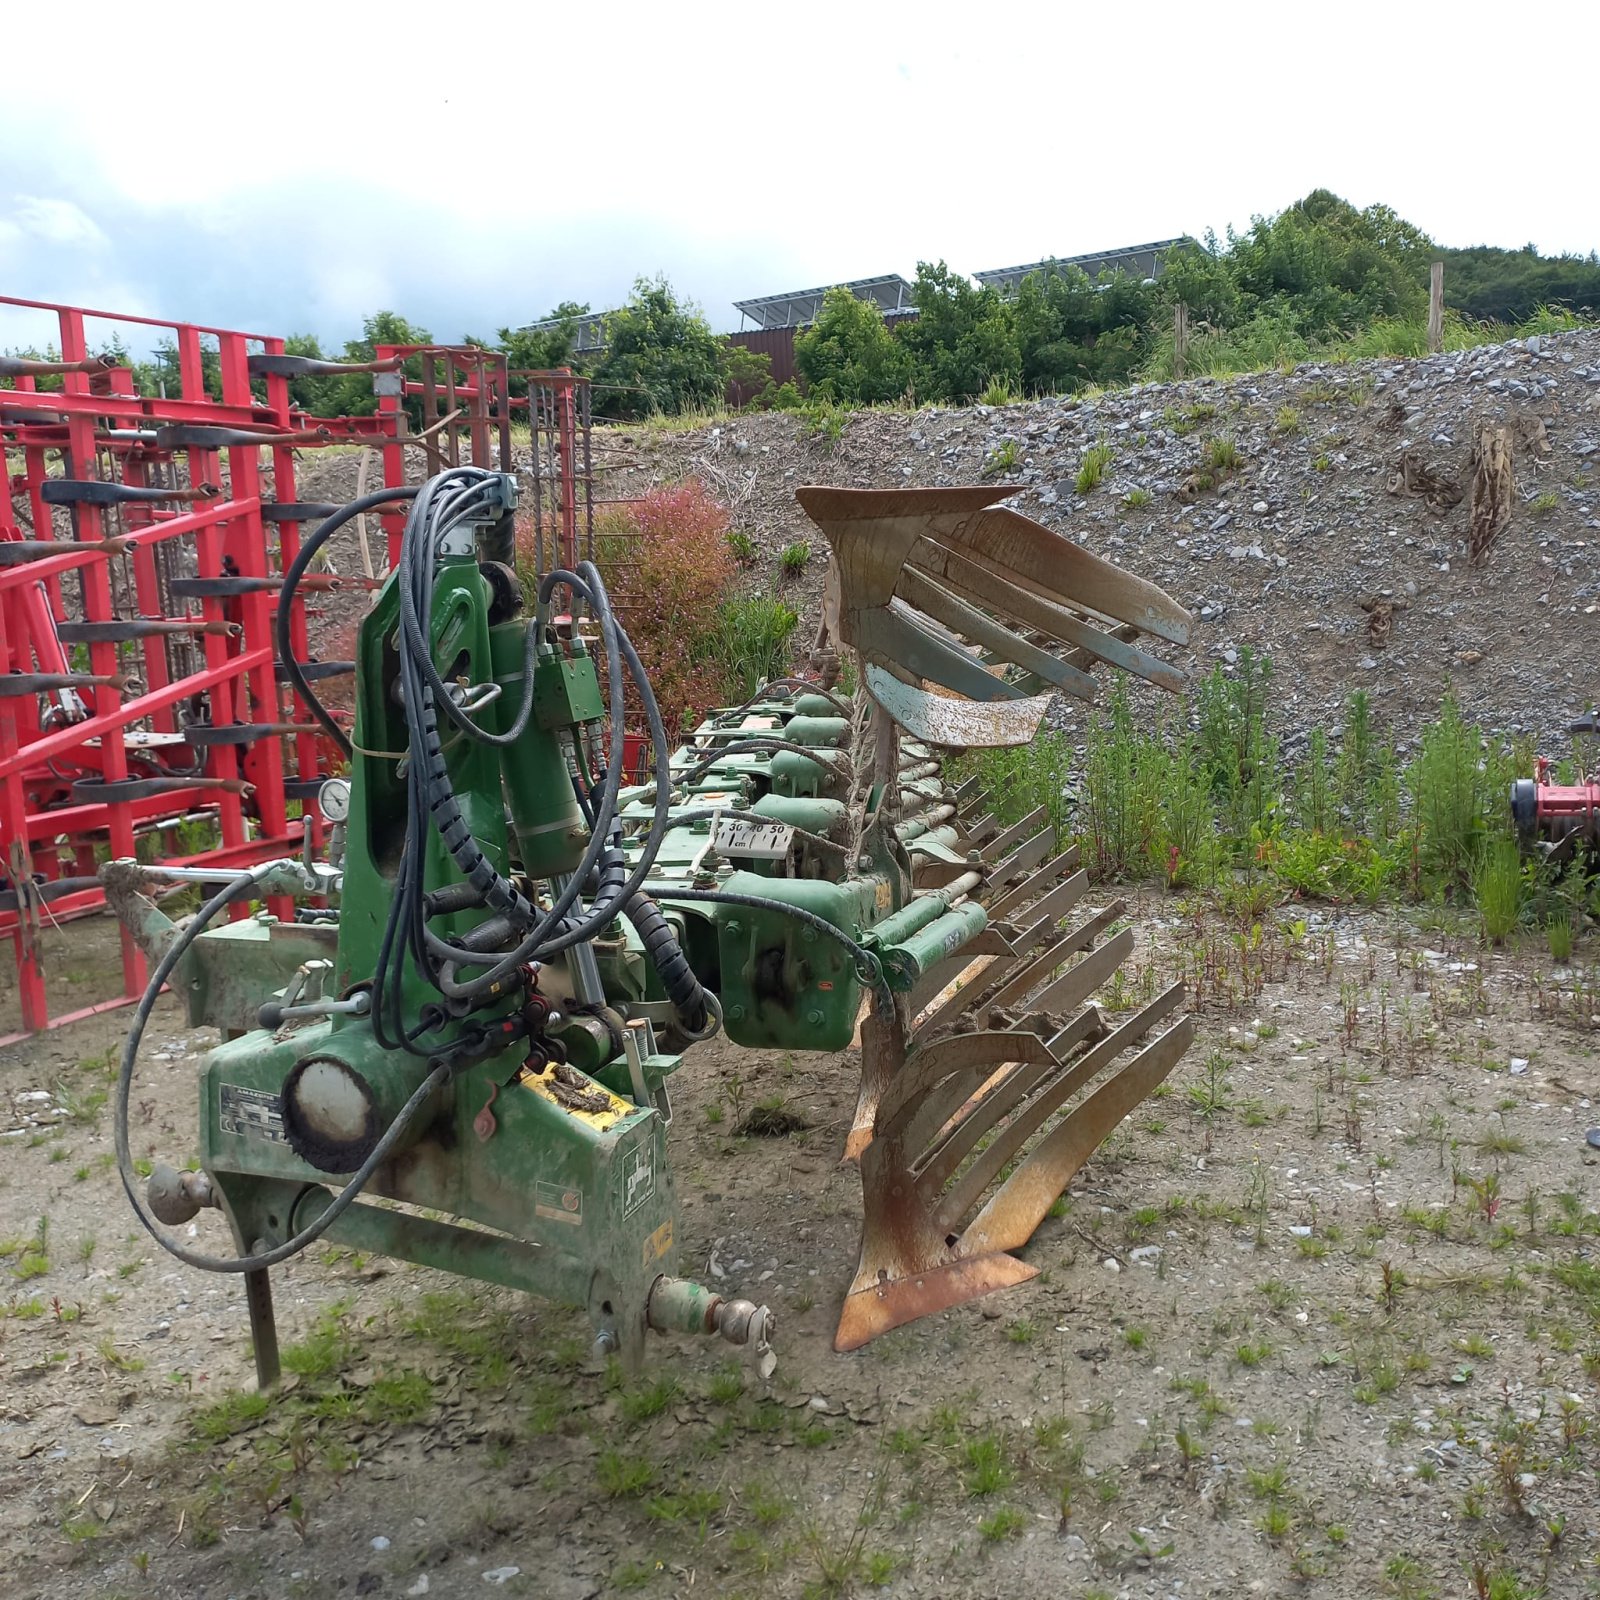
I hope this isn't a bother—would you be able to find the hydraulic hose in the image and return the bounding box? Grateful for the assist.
[115,865,452,1273]
[277,486,420,758]
[626,888,709,1036]
[638,881,887,992]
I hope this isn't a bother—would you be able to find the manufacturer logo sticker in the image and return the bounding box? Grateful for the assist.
[218,1084,285,1143]
[622,1144,656,1218]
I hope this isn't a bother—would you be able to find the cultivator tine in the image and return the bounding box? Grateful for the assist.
[983,828,1056,886]
[984,806,1049,860]
[987,846,1081,920]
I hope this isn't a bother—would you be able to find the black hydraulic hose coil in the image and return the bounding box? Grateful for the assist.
[591,815,707,1036]
[625,888,708,1035]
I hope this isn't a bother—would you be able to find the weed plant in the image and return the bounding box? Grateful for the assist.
[957,653,1532,932]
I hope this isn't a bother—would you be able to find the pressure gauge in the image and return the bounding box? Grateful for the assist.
[318,778,352,824]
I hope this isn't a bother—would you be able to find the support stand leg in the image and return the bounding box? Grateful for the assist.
[244,1267,280,1390]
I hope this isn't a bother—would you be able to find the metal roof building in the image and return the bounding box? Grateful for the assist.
[521,309,613,354]
[733,274,915,331]
[973,238,1190,297]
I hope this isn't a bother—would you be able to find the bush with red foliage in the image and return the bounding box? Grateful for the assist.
[583,482,738,738]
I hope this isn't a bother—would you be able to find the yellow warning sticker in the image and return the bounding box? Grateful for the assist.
[643,1218,673,1265]
[519,1064,632,1132]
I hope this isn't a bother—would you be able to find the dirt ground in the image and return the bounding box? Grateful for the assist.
[3,890,1599,1600]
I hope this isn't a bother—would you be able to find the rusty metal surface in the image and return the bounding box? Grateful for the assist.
[864,664,1050,749]
[797,485,1193,739]
[831,771,1194,1347]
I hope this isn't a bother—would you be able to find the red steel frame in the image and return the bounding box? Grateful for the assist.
[1,298,578,1042]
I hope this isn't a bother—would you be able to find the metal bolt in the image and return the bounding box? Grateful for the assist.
[727,1004,745,1021]
[806,1009,824,1027]
[801,926,816,944]
[726,920,742,936]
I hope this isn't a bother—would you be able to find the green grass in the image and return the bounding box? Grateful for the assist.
[704,593,799,701]
[983,439,1021,476]
[1076,443,1113,493]
[780,541,811,575]
[597,1447,657,1498]
[1203,435,1242,473]
[1275,404,1302,433]
[961,1434,1015,1496]
[621,1375,681,1423]
[979,1506,1027,1541]
[191,1389,272,1443]
[1473,837,1523,944]
[1122,486,1153,509]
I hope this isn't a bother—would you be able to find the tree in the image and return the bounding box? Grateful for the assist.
[288,311,435,417]
[898,262,1019,403]
[1223,193,1431,338]
[1012,263,1156,394]
[721,340,774,406]
[1155,232,1242,327]
[1439,244,1600,322]
[497,302,592,375]
[793,286,912,405]
[592,275,725,419]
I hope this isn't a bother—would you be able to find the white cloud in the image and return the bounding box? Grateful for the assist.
[10,196,108,249]
[0,0,1596,347]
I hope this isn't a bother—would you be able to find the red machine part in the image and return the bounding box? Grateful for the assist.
[1,297,603,1040]
[1511,757,1600,851]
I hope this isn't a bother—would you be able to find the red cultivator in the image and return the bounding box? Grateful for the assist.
[1,296,596,1038]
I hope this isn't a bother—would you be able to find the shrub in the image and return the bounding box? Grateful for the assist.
[702,595,799,702]
[957,732,1077,857]
[589,481,737,736]
[780,542,810,576]
[1405,696,1495,893]
[800,402,848,449]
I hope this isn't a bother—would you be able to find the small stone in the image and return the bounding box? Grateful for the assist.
[808,1395,831,1411]
[1509,1057,1529,1075]
[372,1537,391,1552]
[1103,1257,1121,1274]
[1252,501,1269,514]
[483,1570,521,1586]
[1129,1245,1162,1264]
[407,1580,431,1598]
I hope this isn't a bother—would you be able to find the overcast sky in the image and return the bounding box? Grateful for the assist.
[3,1,1595,357]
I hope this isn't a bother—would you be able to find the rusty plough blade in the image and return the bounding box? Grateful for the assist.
[798,484,1191,748]
[795,484,1198,1349]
